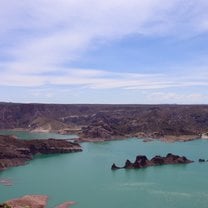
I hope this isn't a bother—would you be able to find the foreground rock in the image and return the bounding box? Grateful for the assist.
[0,135,82,171]
[56,201,76,208]
[3,195,48,208]
[0,195,75,208]
[111,153,193,170]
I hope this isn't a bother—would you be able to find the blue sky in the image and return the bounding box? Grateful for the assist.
[0,0,208,104]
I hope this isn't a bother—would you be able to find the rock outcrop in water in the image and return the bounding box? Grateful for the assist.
[0,195,75,208]
[198,158,206,162]
[0,135,82,171]
[111,153,193,170]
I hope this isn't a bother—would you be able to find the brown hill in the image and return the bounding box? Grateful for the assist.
[0,103,208,141]
[29,116,69,132]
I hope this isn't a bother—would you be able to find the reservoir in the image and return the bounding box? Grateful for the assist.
[0,131,208,208]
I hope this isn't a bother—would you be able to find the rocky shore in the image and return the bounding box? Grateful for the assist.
[0,135,82,171]
[111,153,193,170]
[0,195,75,208]
[75,134,202,143]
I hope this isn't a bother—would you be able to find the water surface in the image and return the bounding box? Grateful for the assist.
[0,130,78,140]
[0,131,208,208]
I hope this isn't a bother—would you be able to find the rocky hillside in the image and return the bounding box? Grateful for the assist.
[0,103,208,140]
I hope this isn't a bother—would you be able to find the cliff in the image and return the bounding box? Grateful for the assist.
[0,135,82,171]
[0,103,208,141]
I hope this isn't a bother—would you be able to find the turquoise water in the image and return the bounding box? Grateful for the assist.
[1,131,208,208]
[0,130,78,140]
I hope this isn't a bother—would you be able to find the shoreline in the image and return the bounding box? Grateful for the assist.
[75,134,202,143]
[0,128,204,143]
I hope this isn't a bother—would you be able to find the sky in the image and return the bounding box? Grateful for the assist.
[0,0,208,104]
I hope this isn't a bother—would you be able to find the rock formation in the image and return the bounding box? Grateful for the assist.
[0,195,75,208]
[55,201,76,208]
[198,158,206,162]
[0,135,82,171]
[2,195,48,208]
[1,103,208,142]
[111,153,193,170]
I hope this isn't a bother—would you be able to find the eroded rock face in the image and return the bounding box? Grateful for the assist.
[1,103,208,142]
[111,153,193,170]
[0,135,82,171]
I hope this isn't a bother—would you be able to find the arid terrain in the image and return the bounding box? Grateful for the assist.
[0,103,208,141]
[1,103,208,207]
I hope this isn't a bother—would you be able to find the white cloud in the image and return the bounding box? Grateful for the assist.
[1,1,208,71]
[0,0,208,93]
[1,66,208,91]
[145,92,208,104]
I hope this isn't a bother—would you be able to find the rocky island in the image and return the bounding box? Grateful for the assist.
[111,153,193,170]
[0,103,208,142]
[0,135,82,171]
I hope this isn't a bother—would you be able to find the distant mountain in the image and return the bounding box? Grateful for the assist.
[0,103,208,141]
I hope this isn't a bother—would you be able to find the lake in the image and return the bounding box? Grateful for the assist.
[0,130,78,140]
[0,131,208,208]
